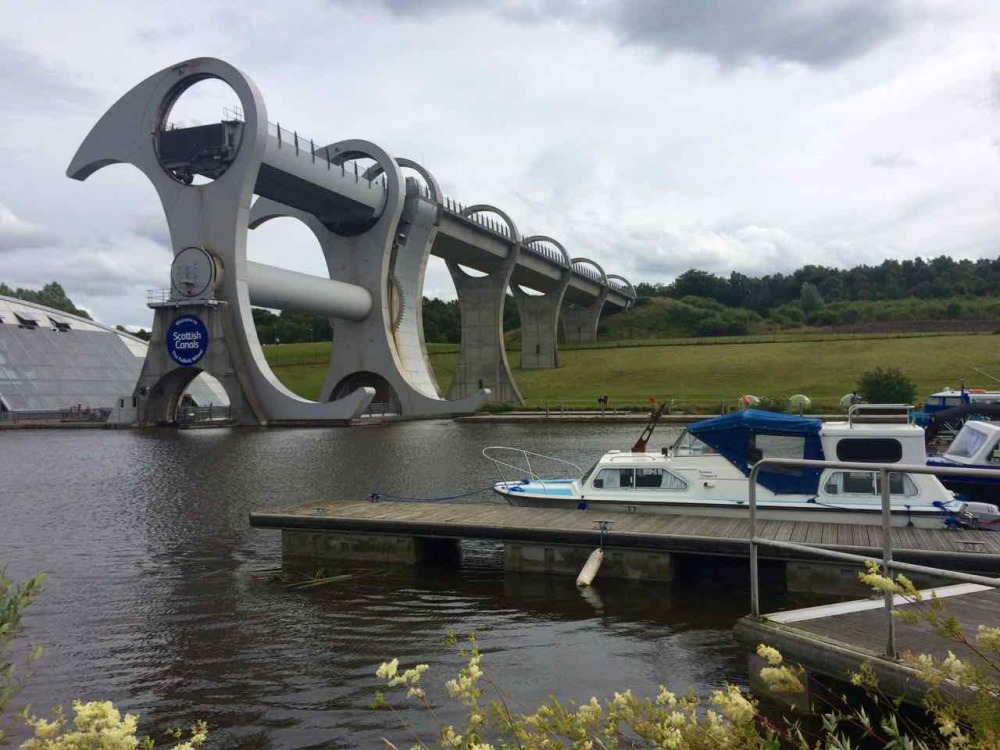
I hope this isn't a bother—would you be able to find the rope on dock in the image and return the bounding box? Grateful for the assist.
[368,484,501,503]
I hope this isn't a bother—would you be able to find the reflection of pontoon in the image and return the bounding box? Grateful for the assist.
[485,409,1000,529]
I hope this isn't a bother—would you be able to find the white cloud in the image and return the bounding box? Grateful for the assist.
[0,0,996,326]
[870,152,917,169]
[0,204,59,252]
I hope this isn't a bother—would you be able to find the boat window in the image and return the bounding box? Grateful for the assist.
[595,468,634,489]
[670,431,715,455]
[580,461,600,485]
[835,438,902,463]
[593,467,687,490]
[753,435,805,474]
[948,427,990,459]
[825,471,918,497]
[634,468,688,490]
[842,471,876,494]
[877,472,918,497]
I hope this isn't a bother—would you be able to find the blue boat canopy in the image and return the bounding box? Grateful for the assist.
[687,410,824,494]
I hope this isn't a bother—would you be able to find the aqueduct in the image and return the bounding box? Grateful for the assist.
[68,57,634,425]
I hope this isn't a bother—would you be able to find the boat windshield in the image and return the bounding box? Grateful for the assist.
[671,430,716,456]
[580,460,600,484]
[948,426,992,459]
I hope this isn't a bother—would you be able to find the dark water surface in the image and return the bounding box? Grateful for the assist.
[2,422,769,748]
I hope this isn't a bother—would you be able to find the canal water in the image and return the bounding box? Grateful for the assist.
[1,422,792,748]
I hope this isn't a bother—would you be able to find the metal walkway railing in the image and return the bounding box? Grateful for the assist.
[748,458,1000,659]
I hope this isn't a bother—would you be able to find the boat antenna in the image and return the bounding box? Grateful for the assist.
[631,402,666,453]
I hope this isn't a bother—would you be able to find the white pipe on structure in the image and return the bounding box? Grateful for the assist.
[246,261,373,321]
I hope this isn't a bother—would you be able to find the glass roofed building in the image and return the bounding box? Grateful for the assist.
[0,294,226,419]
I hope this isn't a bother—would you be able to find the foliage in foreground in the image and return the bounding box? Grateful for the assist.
[5,561,999,748]
[374,565,1000,750]
[0,570,44,746]
[1,570,206,749]
[20,703,206,750]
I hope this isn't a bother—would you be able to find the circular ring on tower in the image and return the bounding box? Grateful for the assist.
[154,74,245,185]
[362,158,442,205]
[570,257,608,286]
[460,204,521,244]
[319,141,399,236]
[523,235,571,269]
[606,274,637,308]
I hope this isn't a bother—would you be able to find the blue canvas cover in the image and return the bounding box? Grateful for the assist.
[688,410,824,494]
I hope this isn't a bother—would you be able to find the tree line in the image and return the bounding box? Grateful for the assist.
[638,255,1000,313]
[8,253,1000,347]
[0,281,91,320]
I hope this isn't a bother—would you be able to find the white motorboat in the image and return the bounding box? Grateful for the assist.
[928,419,1000,517]
[484,408,1000,529]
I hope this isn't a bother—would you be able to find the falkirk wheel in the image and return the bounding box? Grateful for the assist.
[67,57,634,426]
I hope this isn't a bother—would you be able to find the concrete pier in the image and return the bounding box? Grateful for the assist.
[505,542,674,582]
[250,500,1000,587]
[515,281,570,370]
[736,582,1000,708]
[560,297,607,344]
[446,243,524,404]
[283,529,460,565]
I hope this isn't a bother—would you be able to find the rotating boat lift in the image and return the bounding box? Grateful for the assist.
[67,57,634,426]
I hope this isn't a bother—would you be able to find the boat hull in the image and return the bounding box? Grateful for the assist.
[494,487,961,529]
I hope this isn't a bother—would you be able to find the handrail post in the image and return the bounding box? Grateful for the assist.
[880,467,897,658]
[749,465,760,617]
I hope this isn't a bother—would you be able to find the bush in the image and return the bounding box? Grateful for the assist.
[375,567,1000,749]
[856,366,918,405]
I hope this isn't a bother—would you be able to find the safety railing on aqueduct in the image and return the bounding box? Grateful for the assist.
[254,112,633,303]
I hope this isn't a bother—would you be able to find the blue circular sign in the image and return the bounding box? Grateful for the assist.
[166,315,209,366]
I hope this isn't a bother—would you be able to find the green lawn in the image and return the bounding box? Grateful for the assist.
[260,333,1000,411]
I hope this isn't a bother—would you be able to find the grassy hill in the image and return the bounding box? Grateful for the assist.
[260,332,1000,413]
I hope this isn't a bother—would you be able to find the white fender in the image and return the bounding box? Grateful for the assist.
[576,548,604,587]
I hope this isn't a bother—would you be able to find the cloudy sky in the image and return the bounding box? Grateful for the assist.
[1,0,997,328]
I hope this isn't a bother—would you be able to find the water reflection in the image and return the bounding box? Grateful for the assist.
[1,422,761,748]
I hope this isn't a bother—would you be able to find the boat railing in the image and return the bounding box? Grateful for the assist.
[847,402,913,426]
[748,457,1000,659]
[482,446,584,492]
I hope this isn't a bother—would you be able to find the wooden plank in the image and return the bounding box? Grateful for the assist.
[774,521,796,543]
[836,523,855,547]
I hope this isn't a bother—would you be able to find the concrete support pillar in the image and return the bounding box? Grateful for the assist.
[561,289,609,345]
[135,302,262,426]
[282,529,460,565]
[515,273,571,370]
[504,543,674,582]
[446,237,524,404]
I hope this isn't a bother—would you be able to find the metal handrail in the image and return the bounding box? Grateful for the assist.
[748,458,1000,659]
[847,402,913,425]
[482,446,584,493]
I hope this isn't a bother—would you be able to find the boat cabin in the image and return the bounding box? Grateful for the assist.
[922,388,1000,415]
[939,420,1000,467]
[669,409,936,497]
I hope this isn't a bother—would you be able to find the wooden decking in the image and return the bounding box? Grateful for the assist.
[250,499,1000,570]
[735,582,1000,705]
